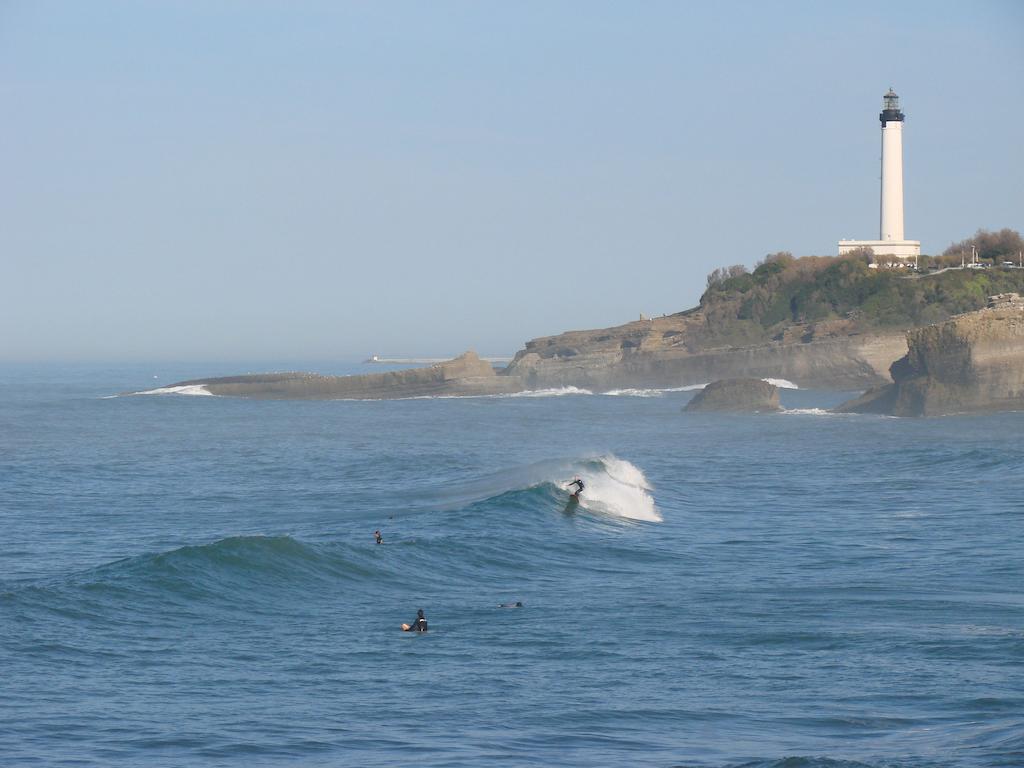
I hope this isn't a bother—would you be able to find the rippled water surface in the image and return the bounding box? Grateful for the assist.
[1,363,1022,767]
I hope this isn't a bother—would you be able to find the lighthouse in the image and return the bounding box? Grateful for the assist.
[880,88,905,242]
[839,88,921,266]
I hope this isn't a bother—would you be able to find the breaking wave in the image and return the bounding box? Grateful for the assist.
[780,408,897,420]
[131,384,215,397]
[572,455,660,521]
[602,379,798,397]
[764,378,799,389]
[428,454,660,523]
[602,384,708,397]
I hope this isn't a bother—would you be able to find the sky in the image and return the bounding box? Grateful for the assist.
[1,1,1022,362]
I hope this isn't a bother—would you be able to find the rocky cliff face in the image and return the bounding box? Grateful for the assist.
[683,379,781,412]
[503,312,907,390]
[835,297,1024,416]
[167,352,523,400]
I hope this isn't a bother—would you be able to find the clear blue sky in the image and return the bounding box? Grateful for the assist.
[1,1,1021,362]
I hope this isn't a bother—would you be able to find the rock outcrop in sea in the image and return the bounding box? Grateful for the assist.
[166,351,522,400]
[835,295,1024,416]
[683,379,781,413]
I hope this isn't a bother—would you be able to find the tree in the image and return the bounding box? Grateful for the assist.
[706,264,749,288]
[756,251,794,269]
[943,228,1024,264]
[841,246,875,264]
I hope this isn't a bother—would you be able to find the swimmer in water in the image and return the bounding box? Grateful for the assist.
[402,609,428,632]
[498,601,523,608]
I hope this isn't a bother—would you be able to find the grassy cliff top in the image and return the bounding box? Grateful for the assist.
[696,253,1024,347]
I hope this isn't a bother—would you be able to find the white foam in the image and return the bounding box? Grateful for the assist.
[507,386,594,397]
[763,378,799,389]
[604,380,796,396]
[576,454,661,523]
[602,387,665,398]
[133,384,215,397]
[780,407,895,418]
[602,383,709,397]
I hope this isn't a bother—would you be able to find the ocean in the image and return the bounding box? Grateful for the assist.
[1,362,1022,767]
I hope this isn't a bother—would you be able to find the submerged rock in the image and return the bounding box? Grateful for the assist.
[834,297,1024,416]
[684,378,781,413]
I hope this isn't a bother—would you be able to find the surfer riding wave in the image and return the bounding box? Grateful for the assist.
[421,454,660,522]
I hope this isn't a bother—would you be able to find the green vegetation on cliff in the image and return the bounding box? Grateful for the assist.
[697,238,1024,347]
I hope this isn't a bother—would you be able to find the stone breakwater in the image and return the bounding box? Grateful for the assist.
[835,296,1024,416]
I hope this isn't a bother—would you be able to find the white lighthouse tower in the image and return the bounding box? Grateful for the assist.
[880,88,906,243]
[839,88,921,265]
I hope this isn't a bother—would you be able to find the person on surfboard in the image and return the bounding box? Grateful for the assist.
[374,530,383,545]
[567,477,584,498]
[402,609,428,632]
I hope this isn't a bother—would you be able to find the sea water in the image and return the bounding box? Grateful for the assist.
[1,362,1022,767]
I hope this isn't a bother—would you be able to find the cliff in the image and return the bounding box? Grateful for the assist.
[166,351,523,400]
[504,312,907,390]
[684,379,781,413]
[835,296,1024,416]
[502,256,1024,391]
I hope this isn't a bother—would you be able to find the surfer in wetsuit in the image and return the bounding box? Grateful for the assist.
[375,530,383,545]
[567,477,584,498]
[403,609,428,632]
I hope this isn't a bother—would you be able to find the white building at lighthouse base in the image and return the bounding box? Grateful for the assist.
[838,238,921,268]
